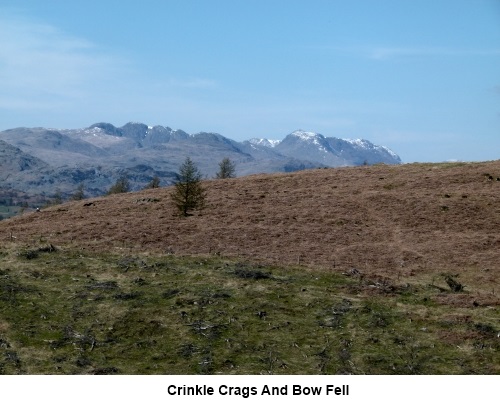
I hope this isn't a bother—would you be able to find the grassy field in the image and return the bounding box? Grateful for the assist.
[0,245,498,375]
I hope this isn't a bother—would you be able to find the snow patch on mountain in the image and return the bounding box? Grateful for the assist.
[343,138,399,159]
[71,126,126,148]
[344,138,370,148]
[248,130,402,165]
[248,138,281,148]
[377,145,400,160]
[289,130,330,153]
[291,130,319,141]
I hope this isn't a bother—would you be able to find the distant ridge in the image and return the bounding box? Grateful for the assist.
[0,122,401,202]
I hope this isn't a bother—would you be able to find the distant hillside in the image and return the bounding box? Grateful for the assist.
[254,130,400,167]
[0,139,48,172]
[0,123,401,201]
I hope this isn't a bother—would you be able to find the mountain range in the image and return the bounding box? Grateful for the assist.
[0,122,401,203]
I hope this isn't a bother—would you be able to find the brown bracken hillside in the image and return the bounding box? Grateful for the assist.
[2,161,499,293]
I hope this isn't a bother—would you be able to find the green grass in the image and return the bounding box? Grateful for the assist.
[0,246,498,374]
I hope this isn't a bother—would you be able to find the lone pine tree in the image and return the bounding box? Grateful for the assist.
[107,175,130,195]
[71,183,85,200]
[145,175,161,189]
[216,157,236,179]
[171,157,206,216]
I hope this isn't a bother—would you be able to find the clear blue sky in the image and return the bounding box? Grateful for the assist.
[1,0,499,162]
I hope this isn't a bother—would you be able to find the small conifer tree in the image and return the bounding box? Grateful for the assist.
[72,183,85,200]
[107,175,130,195]
[171,157,206,216]
[216,157,236,179]
[52,189,63,205]
[145,175,161,189]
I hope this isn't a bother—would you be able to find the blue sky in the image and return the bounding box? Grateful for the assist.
[0,0,499,162]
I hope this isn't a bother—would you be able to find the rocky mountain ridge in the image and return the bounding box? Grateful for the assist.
[0,122,401,204]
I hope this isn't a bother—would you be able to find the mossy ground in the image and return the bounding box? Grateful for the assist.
[0,245,498,374]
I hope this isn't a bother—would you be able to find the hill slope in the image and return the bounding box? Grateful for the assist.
[0,161,498,374]
[2,161,499,280]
